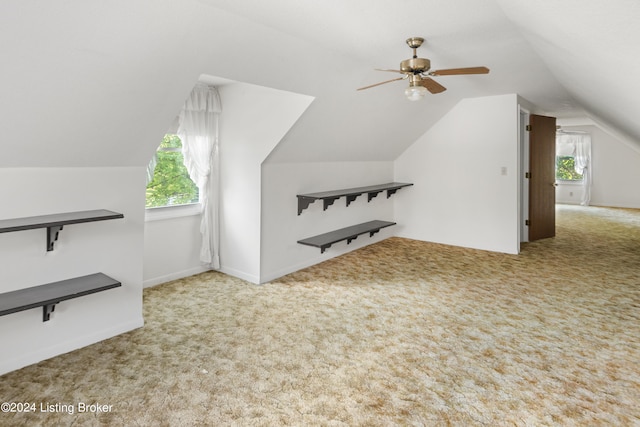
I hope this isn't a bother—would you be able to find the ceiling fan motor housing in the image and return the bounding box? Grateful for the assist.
[400,57,430,74]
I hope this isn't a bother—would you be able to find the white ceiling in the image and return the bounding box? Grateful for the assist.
[202,0,582,114]
[497,0,640,141]
[202,0,640,161]
[0,0,638,167]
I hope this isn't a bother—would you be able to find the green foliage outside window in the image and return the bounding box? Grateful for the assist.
[146,134,199,208]
[556,156,583,181]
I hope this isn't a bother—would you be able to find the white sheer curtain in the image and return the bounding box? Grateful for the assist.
[146,153,157,185]
[146,116,178,185]
[556,133,592,206]
[574,134,592,206]
[178,83,222,268]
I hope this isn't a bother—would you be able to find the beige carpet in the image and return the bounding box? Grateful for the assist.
[1,204,639,426]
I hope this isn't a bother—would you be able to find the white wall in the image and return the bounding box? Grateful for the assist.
[394,94,521,254]
[556,124,640,208]
[143,210,205,288]
[556,182,585,205]
[217,83,313,283]
[0,167,145,375]
[260,161,396,282]
[590,125,640,208]
[140,81,313,287]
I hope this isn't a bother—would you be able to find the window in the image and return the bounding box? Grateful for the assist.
[146,134,199,208]
[556,155,583,182]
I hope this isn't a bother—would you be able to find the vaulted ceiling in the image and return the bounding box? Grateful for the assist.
[1,0,638,167]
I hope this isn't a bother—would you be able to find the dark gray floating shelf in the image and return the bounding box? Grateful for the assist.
[298,220,396,253]
[297,182,413,215]
[0,209,124,251]
[0,273,121,322]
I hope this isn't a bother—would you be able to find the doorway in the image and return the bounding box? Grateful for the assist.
[519,110,557,244]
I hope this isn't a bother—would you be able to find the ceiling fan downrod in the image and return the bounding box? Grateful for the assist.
[406,37,424,58]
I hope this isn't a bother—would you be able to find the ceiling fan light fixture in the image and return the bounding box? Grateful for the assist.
[405,85,427,101]
[405,76,428,101]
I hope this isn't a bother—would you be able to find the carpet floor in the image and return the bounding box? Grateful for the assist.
[0,204,639,426]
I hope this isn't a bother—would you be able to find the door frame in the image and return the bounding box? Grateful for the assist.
[519,106,530,247]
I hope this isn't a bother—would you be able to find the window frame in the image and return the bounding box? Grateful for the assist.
[145,133,202,218]
[555,154,584,183]
[145,202,202,222]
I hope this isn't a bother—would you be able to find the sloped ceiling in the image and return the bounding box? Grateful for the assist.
[496,0,640,143]
[0,0,638,167]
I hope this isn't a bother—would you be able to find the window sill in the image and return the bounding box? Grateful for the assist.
[145,203,202,222]
[556,181,584,186]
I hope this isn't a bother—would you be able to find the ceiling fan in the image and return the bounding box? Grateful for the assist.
[357,37,490,101]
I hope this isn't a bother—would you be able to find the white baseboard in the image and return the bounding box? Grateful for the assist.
[0,318,143,376]
[143,266,211,288]
[259,256,327,284]
[259,237,388,284]
[218,265,260,285]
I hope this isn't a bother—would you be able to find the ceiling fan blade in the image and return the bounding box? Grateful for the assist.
[357,76,406,91]
[419,77,447,94]
[375,68,410,74]
[429,66,490,76]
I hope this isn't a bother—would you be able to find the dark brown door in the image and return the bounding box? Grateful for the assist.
[528,114,557,241]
